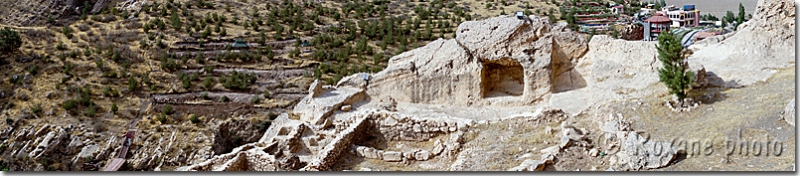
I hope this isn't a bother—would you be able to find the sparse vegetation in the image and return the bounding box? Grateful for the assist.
[201,92,210,100]
[0,27,22,54]
[190,114,200,124]
[163,103,174,116]
[0,0,600,171]
[219,71,256,90]
[111,102,118,114]
[28,65,39,75]
[202,76,214,89]
[128,76,139,92]
[31,103,42,116]
[251,96,260,104]
[85,104,97,117]
[62,26,74,39]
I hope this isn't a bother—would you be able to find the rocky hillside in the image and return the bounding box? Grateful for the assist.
[175,0,794,171]
[0,0,792,172]
[687,0,795,87]
[0,0,139,26]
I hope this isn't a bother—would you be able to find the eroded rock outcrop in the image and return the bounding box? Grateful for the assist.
[687,0,795,87]
[178,0,793,170]
[369,15,587,107]
[600,113,678,171]
[549,35,665,115]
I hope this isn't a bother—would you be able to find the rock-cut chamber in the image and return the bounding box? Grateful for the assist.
[480,59,524,98]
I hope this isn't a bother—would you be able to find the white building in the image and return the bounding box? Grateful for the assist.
[659,5,700,28]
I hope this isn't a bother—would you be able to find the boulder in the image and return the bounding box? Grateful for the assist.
[430,139,444,155]
[309,80,324,98]
[403,151,414,160]
[589,148,600,157]
[414,150,432,161]
[623,132,678,170]
[77,145,100,159]
[382,151,403,162]
[540,153,555,164]
[540,146,560,155]
[560,136,571,148]
[293,86,366,125]
[379,97,397,112]
[340,105,352,112]
[336,73,370,89]
[690,65,709,88]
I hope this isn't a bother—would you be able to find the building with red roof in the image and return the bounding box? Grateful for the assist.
[643,13,672,40]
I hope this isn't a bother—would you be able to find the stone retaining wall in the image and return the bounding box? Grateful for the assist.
[300,117,369,171]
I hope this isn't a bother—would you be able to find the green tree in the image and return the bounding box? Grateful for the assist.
[0,27,22,54]
[46,15,55,23]
[656,31,694,101]
[85,104,96,117]
[190,114,200,124]
[128,76,138,92]
[62,26,74,39]
[202,76,214,89]
[111,103,118,114]
[611,28,619,39]
[724,11,736,24]
[736,3,745,29]
[162,103,174,116]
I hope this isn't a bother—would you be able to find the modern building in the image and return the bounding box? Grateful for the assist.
[643,13,672,41]
[609,5,624,15]
[658,5,700,28]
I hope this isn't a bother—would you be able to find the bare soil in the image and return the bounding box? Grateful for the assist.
[616,66,796,171]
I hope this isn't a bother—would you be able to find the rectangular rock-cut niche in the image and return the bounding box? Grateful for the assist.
[481,58,525,98]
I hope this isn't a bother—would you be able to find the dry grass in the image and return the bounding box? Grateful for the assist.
[609,66,796,171]
[0,0,582,171]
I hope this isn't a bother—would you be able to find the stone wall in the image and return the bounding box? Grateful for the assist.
[181,142,277,171]
[337,110,474,142]
[301,117,369,171]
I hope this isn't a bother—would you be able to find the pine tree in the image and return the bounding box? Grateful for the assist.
[656,31,694,101]
[0,27,22,54]
[736,3,745,29]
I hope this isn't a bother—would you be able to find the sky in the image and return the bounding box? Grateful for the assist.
[661,0,760,18]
